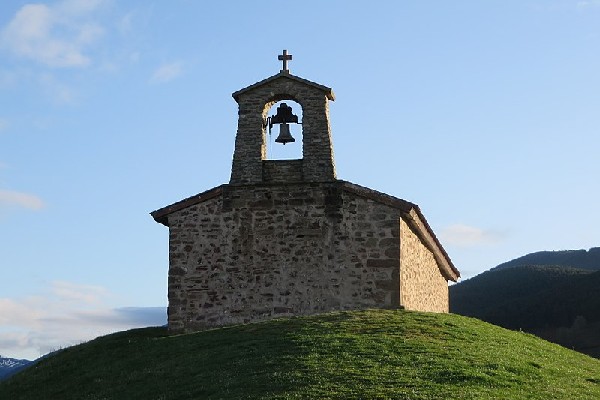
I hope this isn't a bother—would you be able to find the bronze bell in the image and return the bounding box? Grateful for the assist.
[270,103,298,125]
[269,103,299,145]
[275,123,295,145]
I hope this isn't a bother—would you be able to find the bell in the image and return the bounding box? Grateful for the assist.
[275,123,295,145]
[270,103,298,125]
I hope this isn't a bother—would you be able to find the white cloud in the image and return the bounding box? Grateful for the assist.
[440,223,506,247]
[0,281,166,360]
[50,281,109,305]
[0,189,44,210]
[0,298,44,329]
[0,1,106,68]
[150,61,183,84]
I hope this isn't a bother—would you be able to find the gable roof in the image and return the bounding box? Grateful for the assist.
[150,180,459,282]
[232,71,335,102]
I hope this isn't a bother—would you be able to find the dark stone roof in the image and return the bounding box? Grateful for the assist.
[232,71,335,102]
[151,180,460,281]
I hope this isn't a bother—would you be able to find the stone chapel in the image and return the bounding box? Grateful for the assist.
[151,51,460,333]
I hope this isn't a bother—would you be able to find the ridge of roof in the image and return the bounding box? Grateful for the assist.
[232,71,335,102]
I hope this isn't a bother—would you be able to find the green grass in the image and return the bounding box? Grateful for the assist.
[2,310,600,399]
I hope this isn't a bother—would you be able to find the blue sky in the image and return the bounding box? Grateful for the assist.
[1,0,599,359]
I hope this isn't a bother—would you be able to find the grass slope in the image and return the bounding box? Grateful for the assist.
[1,310,600,399]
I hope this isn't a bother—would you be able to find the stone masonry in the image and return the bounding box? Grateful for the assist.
[152,64,459,333]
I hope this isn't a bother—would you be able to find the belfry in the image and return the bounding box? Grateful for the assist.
[229,50,336,186]
[152,51,459,333]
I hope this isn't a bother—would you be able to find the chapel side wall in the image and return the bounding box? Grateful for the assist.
[399,218,449,313]
[340,191,401,309]
[167,183,403,333]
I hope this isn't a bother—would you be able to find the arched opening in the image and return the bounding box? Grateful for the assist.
[264,100,303,160]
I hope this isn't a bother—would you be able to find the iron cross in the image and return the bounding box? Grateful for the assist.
[278,50,292,72]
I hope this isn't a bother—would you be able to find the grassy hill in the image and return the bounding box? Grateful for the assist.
[1,310,599,399]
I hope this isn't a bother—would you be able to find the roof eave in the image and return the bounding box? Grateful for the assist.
[405,208,460,282]
[150,185,225,227]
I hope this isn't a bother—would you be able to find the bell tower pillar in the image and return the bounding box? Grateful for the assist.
[229,50,336,185]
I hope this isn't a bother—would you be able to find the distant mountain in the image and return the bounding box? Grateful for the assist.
[0,357,32,381]
[450,248,600,358]
[493,247,600,271]
[451,266,600,329]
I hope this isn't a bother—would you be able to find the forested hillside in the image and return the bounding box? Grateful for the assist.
[493,248,600,271]
[451,248,600,358]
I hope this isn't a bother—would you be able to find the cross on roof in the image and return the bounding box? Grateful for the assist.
[278,49,292,73]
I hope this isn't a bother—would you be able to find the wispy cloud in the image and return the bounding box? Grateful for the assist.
[50,281,109,305]
[150,61,183,84]
[0,281,166,360]
[440,223,506,247]
[0,190,44,210]
[0,0,106,68]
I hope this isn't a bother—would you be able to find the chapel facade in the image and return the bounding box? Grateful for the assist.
[151,51,460,333]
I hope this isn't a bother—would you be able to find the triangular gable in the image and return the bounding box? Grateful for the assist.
[232,71,335,102]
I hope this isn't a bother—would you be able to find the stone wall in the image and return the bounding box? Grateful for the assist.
[399,218,449,312]
[165,181,449,333]
[262,160,303,183]
[168,182,393,332]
